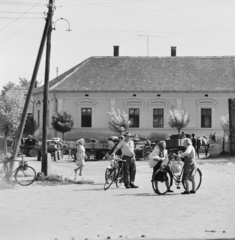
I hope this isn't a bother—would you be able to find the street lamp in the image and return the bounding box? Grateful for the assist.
[52,18,72,32]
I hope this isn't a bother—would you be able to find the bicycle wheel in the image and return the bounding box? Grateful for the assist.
[116,167,124,188]
[15,166,36,186]
[0,162,8,180]
[152,169,172,195]
[104,168,116,190]
[182,168,202,192]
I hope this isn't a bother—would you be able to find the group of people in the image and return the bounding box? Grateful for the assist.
[149,137,197,194]
[73,132,198,194]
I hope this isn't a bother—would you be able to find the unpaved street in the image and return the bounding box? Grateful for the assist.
[0,156,235,240]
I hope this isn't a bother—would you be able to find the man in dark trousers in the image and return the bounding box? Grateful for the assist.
[111,132,138,189]
[191,133,197,149]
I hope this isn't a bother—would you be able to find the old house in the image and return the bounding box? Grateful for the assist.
[33,47,235,140]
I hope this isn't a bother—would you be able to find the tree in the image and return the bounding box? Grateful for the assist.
[0,96,23,154]
[1,78,30,96]
[168,109,190,134]
[19,78,30,88]
[23,115,38,137]
[1,82,16,95]
[108,108,131,135]
[51,111,74,140]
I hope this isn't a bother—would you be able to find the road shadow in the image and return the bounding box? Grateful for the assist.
[115,192,178,197]
[73,188,104,191]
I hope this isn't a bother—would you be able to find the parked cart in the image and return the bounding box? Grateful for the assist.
[67,140,112,161]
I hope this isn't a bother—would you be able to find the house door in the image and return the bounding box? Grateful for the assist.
[229,99,235,155]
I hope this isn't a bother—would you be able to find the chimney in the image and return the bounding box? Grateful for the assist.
[171,46,176,57]
[113,46,119,57]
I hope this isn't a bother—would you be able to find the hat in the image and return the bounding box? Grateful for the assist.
[124,132,132,137]
[76,138,84,144]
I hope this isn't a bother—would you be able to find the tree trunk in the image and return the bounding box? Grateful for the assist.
[3,132,7,155]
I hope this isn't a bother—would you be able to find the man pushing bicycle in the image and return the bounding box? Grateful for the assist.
[111,132,139,189]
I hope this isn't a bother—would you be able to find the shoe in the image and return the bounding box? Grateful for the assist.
[167,189,174,193]
[190,190,196,194]
[130,183,139,188]
[125,185,131,189]
[181,191,190,194]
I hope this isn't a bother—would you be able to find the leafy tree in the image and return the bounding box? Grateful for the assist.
[1,81,16,95]
[0,96,23,154]
[19,78,30,87]
[168,109,190,134]
[51,111,74,140]
[108,108,131,135]
[23,115,37,137]
[1,78,30,96]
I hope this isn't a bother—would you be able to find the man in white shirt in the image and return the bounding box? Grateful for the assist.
[111,132,138,189]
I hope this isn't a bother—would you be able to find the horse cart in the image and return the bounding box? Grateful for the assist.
[19,138,38,157]
[34,140,64,161]
[67,141,113,161]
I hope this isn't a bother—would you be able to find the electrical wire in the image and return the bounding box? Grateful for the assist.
[0,0,44,32]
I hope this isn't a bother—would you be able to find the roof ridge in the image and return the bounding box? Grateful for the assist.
[89,55,235,59]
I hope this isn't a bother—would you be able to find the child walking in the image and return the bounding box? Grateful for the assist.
[74,138,86,180]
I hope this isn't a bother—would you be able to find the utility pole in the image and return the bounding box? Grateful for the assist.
[138,34,161,56]
[41,0,54,175]
[8,0,52,179]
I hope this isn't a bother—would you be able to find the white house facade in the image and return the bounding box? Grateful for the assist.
[32,54,235,141]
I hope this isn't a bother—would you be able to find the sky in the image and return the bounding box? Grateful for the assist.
[1,0,235,90]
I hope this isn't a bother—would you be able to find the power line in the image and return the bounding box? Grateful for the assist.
[0,0,44,32]
[0,1,45,6]
[0,11,42,14]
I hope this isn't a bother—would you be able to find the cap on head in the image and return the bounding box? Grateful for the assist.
[76,138,85,144]
[124,132,131,137]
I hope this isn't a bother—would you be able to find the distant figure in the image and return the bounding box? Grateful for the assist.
[181,132,186,139]
[191,133,197,149]
[37,136,42,146]
[25,135,35,146]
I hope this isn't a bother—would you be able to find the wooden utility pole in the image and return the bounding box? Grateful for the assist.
[41,0,53,175]
[8,2,52,179]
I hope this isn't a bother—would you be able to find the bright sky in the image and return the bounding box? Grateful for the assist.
[1,0,235,90]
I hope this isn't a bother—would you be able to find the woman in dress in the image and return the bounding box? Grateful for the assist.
[177,138,197,194]
[74,138,86,179]
[149,140,173,192]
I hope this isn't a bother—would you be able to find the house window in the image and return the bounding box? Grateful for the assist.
[129,108,139,128]
[201,108,211,128]
[81,108,92,127]
[153,109,164,128]
[37,110,40,126]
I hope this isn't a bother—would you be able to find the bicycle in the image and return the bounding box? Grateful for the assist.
[0,154,36,186]
[152,152,202,195]
[104,155,125,191]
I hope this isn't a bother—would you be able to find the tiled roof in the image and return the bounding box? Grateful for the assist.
[33,56,235,94]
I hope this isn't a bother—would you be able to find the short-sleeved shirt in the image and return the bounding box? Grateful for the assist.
[115,140,135,157]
